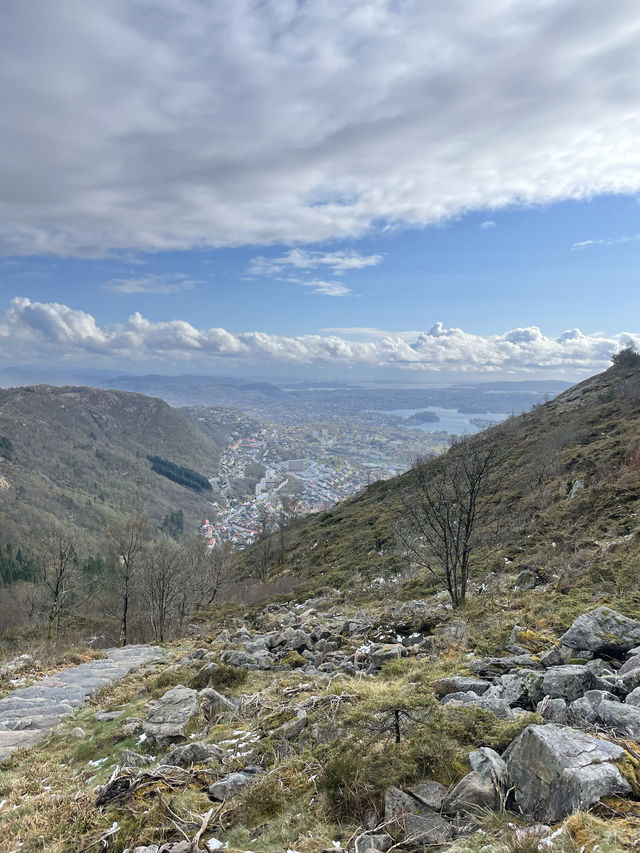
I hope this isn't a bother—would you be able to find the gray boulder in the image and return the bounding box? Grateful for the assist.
[384,787,451,845]
[407,779,448,810]
[536,697,569,724]
[403,812,451,845]
[514,570,537,591]
[470,655,541,678]
[620,668,640,692]
[265,631,286,649]
[160,741,220,768]
[368,643,407,668]
[355,834,393,853]
[285,629,314,651]
[384,786,421,819]
[441,691,514,719]
[208,771,250,801]
[541,665,593,702]
[597,698,640,740]
[539,646,573,668]
[143,686,200,748]
[499,670,544,709]
[120,749,152,768]
[505,724,631,822]
[198,687,235,720]
[221,649,273,669]
[384,786,451,843]
[584,689,619,707]
[273,709,308,740]
[619,654,640,675]
[568,697,600,726]
[469,747,508,784]
[626,686,640,707]
[433,676,491,698]
[442,770,503,814]
[559,607,640,656]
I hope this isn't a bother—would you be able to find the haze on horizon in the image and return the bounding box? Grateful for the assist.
[1,0,640,382]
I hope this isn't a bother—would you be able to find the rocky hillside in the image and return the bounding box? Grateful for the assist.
[248,360,640,614]
[3,363,640,851]
[0,385,223,546]
[5,596,640,851]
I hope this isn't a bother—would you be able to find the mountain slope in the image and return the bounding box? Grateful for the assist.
[244,362,640,625]
[0,385,221,546]
[5,366,640,851]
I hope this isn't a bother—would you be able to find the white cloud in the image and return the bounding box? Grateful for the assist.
[302,279,350,296]
[1,297,636,375]
[105,273,201,294]
[319,327,422,340]
[249,249,376,295]
[248,249,383,276]
[480,221,496,230]
[572,233,640,249]
[2,1,640,256]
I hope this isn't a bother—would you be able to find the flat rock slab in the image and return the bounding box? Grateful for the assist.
[0,644,164,760]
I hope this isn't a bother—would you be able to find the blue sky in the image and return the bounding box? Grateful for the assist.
[1,1,640,379]
[3,194,639,340]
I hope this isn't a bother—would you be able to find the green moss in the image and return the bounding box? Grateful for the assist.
[281,650,307,668]
[191,662,248,690]
[615,751,640,798]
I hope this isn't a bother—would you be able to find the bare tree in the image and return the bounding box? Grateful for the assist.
[39,530,78,640]
[252,507,276,581]
[173,537,235,632]
[140,537,185,643]
[276,494,301,562]
[253,535,275,582]
[200,539,235,605]
[106,512,154,645]
[397,436,506,608]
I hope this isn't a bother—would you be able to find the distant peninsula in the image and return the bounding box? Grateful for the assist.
[405,409,440,424]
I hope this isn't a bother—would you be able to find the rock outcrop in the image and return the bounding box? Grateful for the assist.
[559,607,640,656]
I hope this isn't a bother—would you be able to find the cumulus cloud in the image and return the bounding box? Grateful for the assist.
[480,221,496,230]
[1,298,636,375]
[105,273,201,294]
[2,1,640,256]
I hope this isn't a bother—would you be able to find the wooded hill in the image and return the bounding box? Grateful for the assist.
[0,385,221,548]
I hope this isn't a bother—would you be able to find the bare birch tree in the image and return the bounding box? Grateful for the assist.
[40,530,78,640]
[106,512,153,645]
[140,537,185,643]
[397,436,505,607]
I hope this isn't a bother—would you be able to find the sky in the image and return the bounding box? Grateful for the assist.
[1,0,640,381]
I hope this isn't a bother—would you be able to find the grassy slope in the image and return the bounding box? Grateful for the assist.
[241,364,640,631]
[0,385,221,546]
